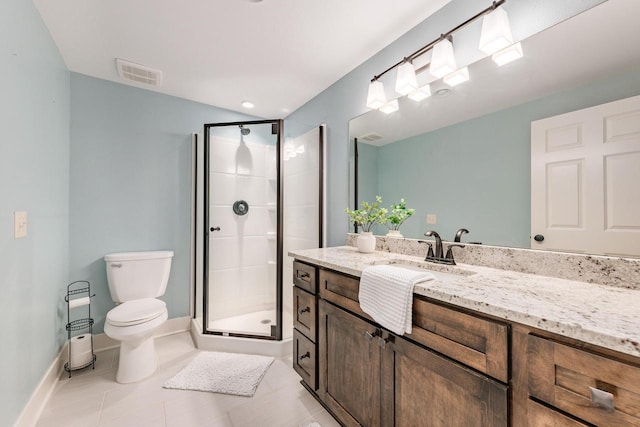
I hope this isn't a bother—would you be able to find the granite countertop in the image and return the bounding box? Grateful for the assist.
[289,246,640,358]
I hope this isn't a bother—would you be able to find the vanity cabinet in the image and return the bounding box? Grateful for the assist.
[315,266,509,427]
[319,300,381,426]
[512,324,640,427]
[526,335,640,426]
[292,261,319,390]
[293,257,640,427]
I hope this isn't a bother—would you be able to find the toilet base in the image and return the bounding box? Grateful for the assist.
[116,336,158,383]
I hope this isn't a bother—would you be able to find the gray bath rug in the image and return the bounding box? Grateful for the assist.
[163,351,274,396]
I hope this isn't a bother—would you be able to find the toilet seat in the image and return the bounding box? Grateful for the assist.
[107,298,166,327]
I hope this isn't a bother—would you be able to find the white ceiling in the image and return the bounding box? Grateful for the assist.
[350,0,640,146]
[33,0,451,118]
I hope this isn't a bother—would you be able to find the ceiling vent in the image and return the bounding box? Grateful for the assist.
[115,59,162,87]
[358,132,384,142]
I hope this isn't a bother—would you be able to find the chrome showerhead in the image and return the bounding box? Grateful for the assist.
[240,125,251,136]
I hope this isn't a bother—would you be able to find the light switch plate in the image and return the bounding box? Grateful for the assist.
[14,211,27,239]
[426,214,437,224]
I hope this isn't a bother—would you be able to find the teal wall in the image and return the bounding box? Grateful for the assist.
[0,0,70,425]
[70,73,255,334]
[286,0,606,246]
[368,67,640,247]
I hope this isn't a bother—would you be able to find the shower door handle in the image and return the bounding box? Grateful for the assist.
[210,226,221,232]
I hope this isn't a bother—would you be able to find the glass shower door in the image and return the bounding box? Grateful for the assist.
[203,120,282,339]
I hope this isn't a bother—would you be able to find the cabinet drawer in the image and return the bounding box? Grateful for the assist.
[318,269,371,321]
[293,329,317,390]
[293,261,317,294]
[408,298,509,383]
[294,286,316,342]
[528,335,640,426]
[527,399,588,426]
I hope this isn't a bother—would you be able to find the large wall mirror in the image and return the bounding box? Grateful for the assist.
[349,0,640,256]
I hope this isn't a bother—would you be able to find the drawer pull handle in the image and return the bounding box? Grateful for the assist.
[590,387,615,412]
[298,306,310,315]
[299,352,310,360]
[297,271,310,281]
[364,330,379,341]
[378,335,394,349]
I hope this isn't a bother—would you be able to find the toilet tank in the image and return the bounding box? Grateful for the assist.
[104,251,174,302]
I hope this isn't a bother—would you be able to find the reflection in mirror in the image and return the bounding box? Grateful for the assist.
[349,0,640,255]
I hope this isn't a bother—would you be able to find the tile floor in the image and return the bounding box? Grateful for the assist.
[36,332,340,427]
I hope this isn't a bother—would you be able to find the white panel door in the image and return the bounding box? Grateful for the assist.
[531,94,640,257]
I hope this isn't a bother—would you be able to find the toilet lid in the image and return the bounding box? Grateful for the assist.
[107,298,166,327]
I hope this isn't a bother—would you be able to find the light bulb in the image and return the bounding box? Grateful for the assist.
[492,42,523,66]
[430,38,457,79]
[443,67,469,87]
[479,6,514,55]
[395,61,418,95]
[379,99,399,114]
[408,84,432,102]
[366,80,386,109]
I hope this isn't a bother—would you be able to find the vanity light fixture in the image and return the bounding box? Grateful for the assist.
[492,41,523,66]
[365,0,522,111]
[443,67,470,87]
[479,5,513,55]
[366,79,387,109]
[379,99,399,114]
[430,37,457,78]
[408,84,432,102]
[395,60,419,95]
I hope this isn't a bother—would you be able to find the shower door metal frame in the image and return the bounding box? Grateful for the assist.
[203,119,284,341]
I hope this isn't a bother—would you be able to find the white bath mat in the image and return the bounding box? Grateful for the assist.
[163,351,274,396]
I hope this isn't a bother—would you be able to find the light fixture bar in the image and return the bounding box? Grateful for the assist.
[370,0,506,83]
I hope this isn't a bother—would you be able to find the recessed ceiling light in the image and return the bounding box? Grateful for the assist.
[241,101,254,109]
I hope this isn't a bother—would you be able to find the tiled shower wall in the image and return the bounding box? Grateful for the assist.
[209,136,277,321]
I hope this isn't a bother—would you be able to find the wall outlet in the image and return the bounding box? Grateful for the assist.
[426,214,437,225]
[14,211,27,239]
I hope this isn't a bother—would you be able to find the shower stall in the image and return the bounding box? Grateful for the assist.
[193,120,324,351]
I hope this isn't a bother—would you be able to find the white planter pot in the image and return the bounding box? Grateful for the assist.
[357,232,377,253]
[385,230,403,238]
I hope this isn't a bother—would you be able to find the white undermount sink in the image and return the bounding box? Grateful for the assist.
[371,259,475,283]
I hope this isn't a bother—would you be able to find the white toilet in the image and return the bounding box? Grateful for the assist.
[103,250,173,383]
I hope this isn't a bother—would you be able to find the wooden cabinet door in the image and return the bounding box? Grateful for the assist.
[381,331,508,427]
[319,300,381,427]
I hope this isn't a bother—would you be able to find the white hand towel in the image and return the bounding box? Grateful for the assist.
[358,265,436,335]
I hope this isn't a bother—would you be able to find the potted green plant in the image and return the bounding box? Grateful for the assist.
[346,196,387,253]
[385,198,415,238]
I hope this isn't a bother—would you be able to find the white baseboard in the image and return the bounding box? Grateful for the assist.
[14,316,191,427]
[14,341,69,427]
